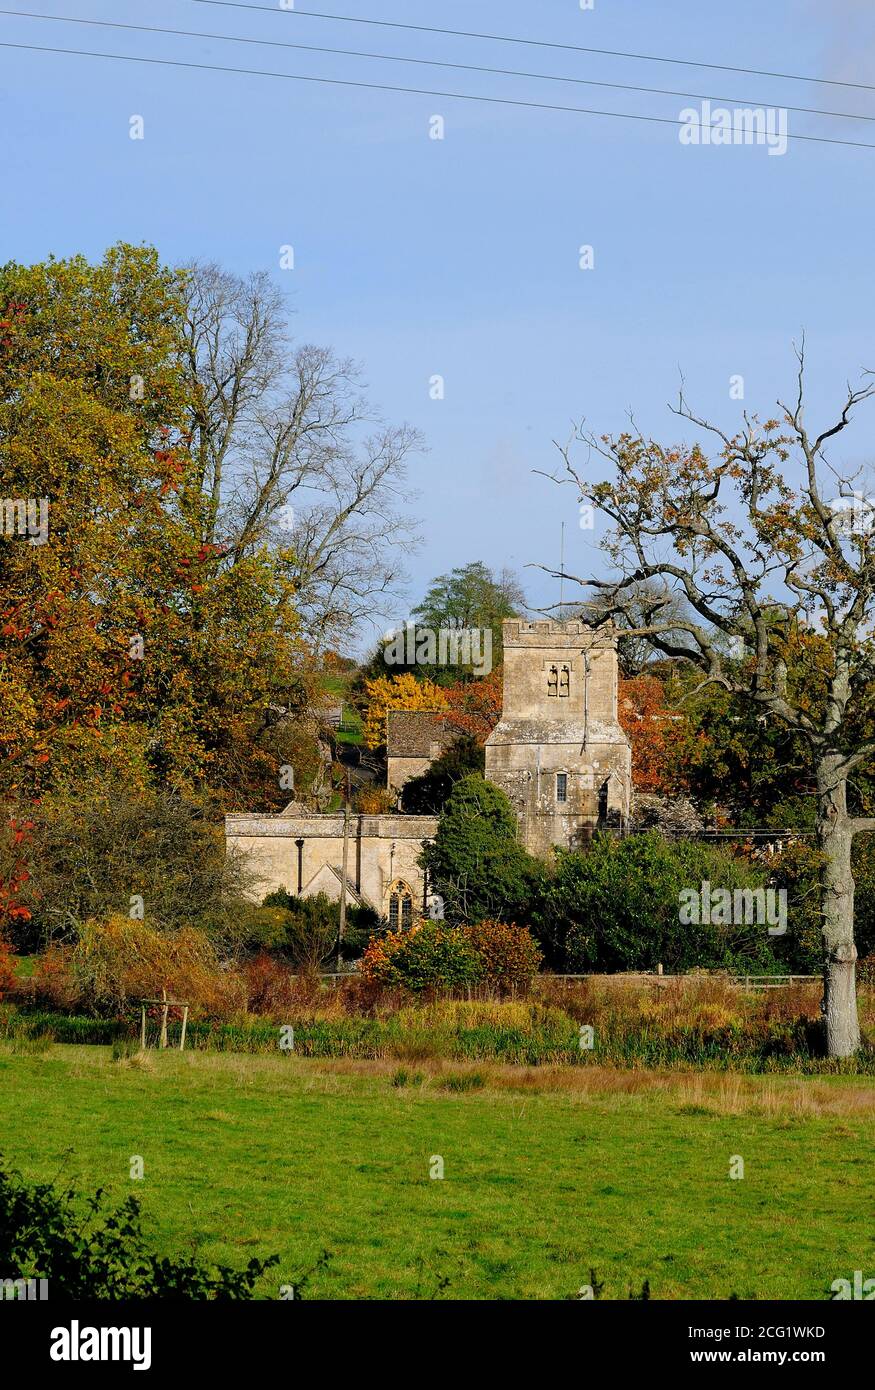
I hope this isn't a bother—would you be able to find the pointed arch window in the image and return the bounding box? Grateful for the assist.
[388,880,415,931]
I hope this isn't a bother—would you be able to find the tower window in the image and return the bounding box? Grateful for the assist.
[556,773,568,804]
[559,665,570,697]
[547,665,558,696]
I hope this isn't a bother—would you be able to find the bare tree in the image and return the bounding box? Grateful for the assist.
[180,262,423,649]
[541,349,875,1056]
[575,581,694,676]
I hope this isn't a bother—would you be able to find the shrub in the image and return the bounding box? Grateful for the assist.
[0,1158,277,1298]
[27,945,80,1011]
[260,890,378,963]
[360,922,483,992]
[241,952,308,1014]
[360,920,541,994]
[69,915,244,1018]
[233,906,297,955]
[466,921,542,992]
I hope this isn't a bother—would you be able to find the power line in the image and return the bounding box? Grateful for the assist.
[193,0,875,96]
[3,10,873,127]
[4,39,875,149]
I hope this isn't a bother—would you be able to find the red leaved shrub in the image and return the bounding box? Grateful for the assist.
[466,921,542,993]
[0,935,17,1002]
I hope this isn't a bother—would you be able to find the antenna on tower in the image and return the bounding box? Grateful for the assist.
[559,521,565,615]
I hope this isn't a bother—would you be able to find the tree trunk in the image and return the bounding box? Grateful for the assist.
[817,759,860,1057]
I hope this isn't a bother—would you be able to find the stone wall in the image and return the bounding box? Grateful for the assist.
[387,755,434,795]
[225,812,438,915]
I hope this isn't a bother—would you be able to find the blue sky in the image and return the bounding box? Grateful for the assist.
[3,0,875,648]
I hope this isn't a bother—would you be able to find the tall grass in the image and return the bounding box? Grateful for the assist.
[3,978,873,1073]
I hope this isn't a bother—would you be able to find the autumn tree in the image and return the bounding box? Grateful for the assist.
[0,246,310,808]
[361,672,448,751]
[546,352,875,1055]
[618,675,679,795]
[0,244,198,797]
[438,667,503,744]
[581,582,693,677]
[180,262,423,651]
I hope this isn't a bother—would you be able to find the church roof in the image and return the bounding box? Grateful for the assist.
[387,710,456,758]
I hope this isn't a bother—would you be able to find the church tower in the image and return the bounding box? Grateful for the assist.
[485,618,632,857]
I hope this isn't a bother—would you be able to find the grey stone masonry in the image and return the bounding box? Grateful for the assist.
[484,619,632,856]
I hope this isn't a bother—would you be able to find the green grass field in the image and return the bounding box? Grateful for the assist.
[1,1044,872,1300]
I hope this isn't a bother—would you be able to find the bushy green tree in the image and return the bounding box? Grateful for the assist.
[354,561,524,691]
[421,774,542,925]
[11,783,253,949]
[260,889,378,962]
[534,832,784,974]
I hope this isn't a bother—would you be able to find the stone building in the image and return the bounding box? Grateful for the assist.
[226,618,631,917]
[225,809,438,925]
[485,618,632,856]
[386,710,457,796]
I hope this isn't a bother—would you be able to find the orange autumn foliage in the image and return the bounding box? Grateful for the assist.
[618,675,683,794]
[437,668,503,745]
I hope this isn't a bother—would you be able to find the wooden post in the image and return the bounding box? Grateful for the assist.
[140,1005,146,1051]
[337,771,350,970]
[179,1005,189,1053]
[159,987,169,1050]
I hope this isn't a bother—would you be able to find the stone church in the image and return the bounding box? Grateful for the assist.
[225,619,631,924]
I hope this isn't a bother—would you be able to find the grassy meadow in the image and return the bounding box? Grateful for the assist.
[1,1041,872,1300]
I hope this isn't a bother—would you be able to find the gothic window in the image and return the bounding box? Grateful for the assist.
[558,665,570,697]
[547,665,559,696]
[388,880,414,931]
[556,773,568,804]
